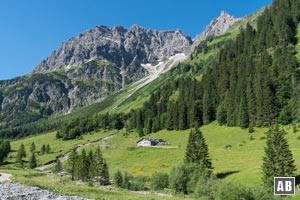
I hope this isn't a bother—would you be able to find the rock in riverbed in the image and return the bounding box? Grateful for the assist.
[0,183,91,200]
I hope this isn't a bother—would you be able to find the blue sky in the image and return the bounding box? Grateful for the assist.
[0,0,272,80]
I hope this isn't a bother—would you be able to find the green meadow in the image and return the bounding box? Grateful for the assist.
[5,121,300,187]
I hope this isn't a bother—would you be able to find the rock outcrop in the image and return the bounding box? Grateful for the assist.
[189,10,240,53]
[32,25,192,78]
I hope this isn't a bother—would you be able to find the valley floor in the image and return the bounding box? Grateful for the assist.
[2,121,300,199]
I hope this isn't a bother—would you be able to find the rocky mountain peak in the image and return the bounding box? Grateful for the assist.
[32,25,192,74]
[220,10,229,17]
[189,10,241,53]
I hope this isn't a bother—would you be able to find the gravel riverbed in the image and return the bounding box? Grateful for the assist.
[0,183,92,200]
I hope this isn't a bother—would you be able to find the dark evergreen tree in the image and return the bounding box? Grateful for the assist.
[16,144,26,168]
[30,142,36,153]
[46,144,51,154]
[216,102,227,125]
[87,150,95,181]
[41,144,46,155]
[94,146,103,184]
[185,127,213,173]
[29,153,37,169]
[76,149,89,182]
[262,124,296,187]
[67,148,78,181]
[0,141,11,165]
[55,156,63,173]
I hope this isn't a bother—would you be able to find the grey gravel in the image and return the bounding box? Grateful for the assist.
[0,184,92,200]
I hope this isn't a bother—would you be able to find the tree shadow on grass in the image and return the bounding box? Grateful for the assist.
[295,174,300,185]
[216,171,240,179]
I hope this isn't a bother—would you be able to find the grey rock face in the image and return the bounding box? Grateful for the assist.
[0,183,91,200]
[32,25,192,74]
[0,60,122,127]
[190,10,240,53]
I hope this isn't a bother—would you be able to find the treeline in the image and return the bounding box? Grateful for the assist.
[66,147,109,185]
[201,0,300,128]
[56,113,125,140]
[127,77,203,136]
[0,140,11,165]
[0,119,64,139]
[127,0,300,133]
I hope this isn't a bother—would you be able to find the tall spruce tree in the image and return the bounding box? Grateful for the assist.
[29,152,37,169]
[55,156,63,173]
[76,149,89,182]
[0,141,10,165]
[30,142,36,153]
[41,144,46,155]
[185,127,213,172]
[67,148,78,180]
[46,144,51,154]
[94,146,105,184]
[87,150,95,181]
[16,144,26,168]
[262,125,296,187]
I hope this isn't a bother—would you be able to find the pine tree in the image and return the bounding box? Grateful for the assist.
[262,125,296,187]
[30,142,36,153]
[29,153,37,169]
[46,144,51,154]
[185,127,213,173]
[0,141,10,165]
[87,150,95,181]
[55,156,63,173]
[19,144,26,158]
[16,144,26,168]
[239,94,249,128]
[94,146,104,184]
[216,102,227,125]
[67,148,78,180]
[41,144,46,155]
[76,149,89,182]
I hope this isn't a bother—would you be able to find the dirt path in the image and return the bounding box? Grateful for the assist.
[0,173,11,183]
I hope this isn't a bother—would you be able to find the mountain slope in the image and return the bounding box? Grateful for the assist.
[33,25,192,83]
[0,11,241,137]
[127,0,300,134]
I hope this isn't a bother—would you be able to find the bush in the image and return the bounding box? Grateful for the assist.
[214,182,255,200]
[113,171,123,187]
[151,172,169,190]
[169,164,190,194]
[194,176,220,200]
[130,175,150,191]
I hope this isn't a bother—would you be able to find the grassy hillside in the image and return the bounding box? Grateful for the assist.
[5,122,300,186]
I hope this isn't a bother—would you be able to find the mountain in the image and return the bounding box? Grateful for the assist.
[0,11,240,134]
[33,25,192,83]
[188,10,240,54]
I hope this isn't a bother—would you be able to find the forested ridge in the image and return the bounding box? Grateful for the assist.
[128,0,300,134]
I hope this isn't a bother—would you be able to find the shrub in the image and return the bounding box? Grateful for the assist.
[214,183,255,200]
[113,170,123,187]
[151,172,169,190]
[169,164,190,194]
